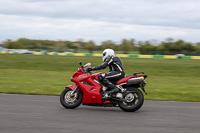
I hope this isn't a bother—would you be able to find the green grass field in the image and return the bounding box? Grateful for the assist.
[0,54,200,102]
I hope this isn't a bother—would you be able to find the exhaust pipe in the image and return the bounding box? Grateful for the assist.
[127,77,145,85]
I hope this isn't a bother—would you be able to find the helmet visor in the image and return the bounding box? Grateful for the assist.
[103,52,106,57]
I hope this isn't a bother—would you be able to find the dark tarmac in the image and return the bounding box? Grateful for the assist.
[0,94,199,133]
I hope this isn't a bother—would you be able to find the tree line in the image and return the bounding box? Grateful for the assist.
[1,38,200,55]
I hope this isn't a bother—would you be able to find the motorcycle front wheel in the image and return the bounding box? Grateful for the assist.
[118,88,144,112]
[60,87,83,109]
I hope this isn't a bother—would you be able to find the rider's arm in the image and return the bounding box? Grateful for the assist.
[93,56,113,70]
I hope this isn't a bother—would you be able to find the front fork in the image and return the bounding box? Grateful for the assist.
[70,86,78,97]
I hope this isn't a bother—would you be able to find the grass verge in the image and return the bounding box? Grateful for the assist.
[0,54,200,102]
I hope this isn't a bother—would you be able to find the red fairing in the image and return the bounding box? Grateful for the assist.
[78,77,103,104]
[66,85,77,90]
[72,69,84,79]
[71,68,107,104]
[117,75,136,85]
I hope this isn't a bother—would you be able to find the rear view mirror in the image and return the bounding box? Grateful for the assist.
[85,63,91,66]
[79,61,82,66]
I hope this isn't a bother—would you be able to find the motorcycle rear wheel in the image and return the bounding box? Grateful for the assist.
[118,88,144,112]
[60,87,83,109]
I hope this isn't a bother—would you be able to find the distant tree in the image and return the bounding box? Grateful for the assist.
[1,37,200,55]
[76,38,85,49]
[85,40,96,53]
[7,41,24,49]
[65,41,74,49]
[35,43,43,49]
[17,38,34,49]
[119,39,134,54]
[138,41,157,51]
[181,42,194,52]
[195,42,200,52]
[1,39,12,48]
[71,43,81,53]
[101,40,116,50]
[54,41,66,52]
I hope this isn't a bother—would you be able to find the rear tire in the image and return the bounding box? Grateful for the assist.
[118,88,144,112]
[60,87,83,109]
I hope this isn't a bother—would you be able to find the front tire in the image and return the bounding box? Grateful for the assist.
[118,88,144,112]
[60,87,83,109]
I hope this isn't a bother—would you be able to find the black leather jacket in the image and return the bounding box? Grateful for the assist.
[93,56,124,72]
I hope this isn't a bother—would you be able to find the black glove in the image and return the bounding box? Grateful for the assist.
[86,67,93,72]
[87,67,95,72]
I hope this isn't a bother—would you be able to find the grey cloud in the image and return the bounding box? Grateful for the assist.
[0,0,200,43]
[1,0,200,29]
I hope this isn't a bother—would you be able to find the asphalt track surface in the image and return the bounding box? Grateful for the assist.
[0,94,200,133]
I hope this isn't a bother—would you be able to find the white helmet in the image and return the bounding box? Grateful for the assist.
[102,49,115,62]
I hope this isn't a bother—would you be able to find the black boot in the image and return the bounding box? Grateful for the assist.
[100,78,119,101]
[101,87,119,102]
[101,93,110,102]
[106,87,119,95]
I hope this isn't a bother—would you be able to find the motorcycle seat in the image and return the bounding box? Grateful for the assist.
[110,79,121,84]
[110,75,131,84]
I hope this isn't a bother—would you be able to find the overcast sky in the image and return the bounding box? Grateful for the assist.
[0,0,200,44]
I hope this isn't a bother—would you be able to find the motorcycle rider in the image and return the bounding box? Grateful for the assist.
[87,49,125,101]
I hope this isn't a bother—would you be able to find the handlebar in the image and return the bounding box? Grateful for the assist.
[85,68,92,75]
[79,62,92,74]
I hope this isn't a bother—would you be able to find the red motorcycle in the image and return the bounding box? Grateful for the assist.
[60,62,148,112]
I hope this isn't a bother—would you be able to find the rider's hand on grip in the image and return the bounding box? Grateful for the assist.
[86,67,94,72]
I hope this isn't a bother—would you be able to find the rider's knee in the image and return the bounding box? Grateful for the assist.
[98,74,105,82]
